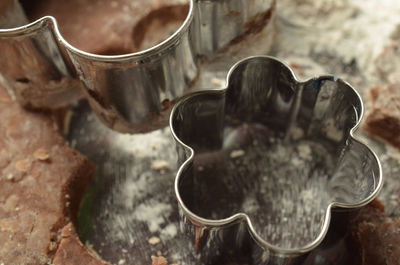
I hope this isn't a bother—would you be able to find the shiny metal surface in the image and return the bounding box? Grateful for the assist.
[170,56,382,264]
[67,2,399,263]
[0,0,275,133]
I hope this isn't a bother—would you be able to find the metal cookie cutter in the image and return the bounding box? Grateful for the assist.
[170,56,382,264]
[0,0,276,133]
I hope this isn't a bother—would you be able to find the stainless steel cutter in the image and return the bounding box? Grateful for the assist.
[0,0,276,133]
[170,56,382,264]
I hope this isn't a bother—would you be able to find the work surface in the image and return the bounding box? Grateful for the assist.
[68,1,400,264]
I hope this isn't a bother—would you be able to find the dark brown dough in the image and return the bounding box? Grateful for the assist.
[23,0,190,55]
[349,200,400,265]
[0,84,97,264]
[53,223,109,265]
[363,84,400,150]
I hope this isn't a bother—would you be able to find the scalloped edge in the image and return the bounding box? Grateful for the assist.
[0,1,194,62]
[170,55,383,255]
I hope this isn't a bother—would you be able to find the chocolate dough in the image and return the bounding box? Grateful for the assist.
[363,43,400,150]
[364,84,400,150]
[0,84,99,264]
[22,0,189,55]
[53,223,109,265]
[349,200,400,265]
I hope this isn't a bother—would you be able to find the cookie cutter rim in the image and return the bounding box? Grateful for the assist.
[170,55,383,255]
[0,1,194,62]
[0,0,277,133]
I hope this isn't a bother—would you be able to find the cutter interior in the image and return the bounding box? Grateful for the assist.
[172,57,381,250]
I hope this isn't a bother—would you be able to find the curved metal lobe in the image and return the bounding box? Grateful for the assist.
[0,0,276,133]
[170,56,382,264]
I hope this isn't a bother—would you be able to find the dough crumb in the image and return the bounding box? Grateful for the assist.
[151,256,168,265]
[151,160,170,173]
[34,148,50,161]
[15,159,30,172]
[5,173,14,181]
[230,149,245,159]
[148,236,161,245]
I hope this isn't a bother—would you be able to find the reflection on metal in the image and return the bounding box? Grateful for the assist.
[0,0,275,133]
[170,56,382,264]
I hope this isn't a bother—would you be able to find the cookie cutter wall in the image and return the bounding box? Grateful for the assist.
[170,56,382,264]
[0,0,275,133]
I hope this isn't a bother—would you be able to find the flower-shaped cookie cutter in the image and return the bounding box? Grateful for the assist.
[170,56,382,263]
[0,0,275,133]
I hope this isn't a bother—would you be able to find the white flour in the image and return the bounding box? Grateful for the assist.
[277,0,400,84]
[71,0,400,263]
[133,201,173,233]
[227,135,334,249]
